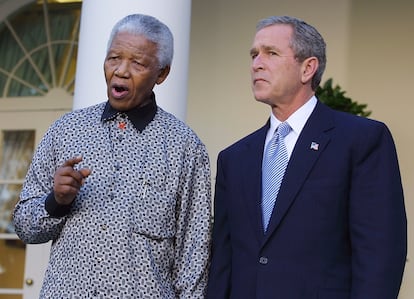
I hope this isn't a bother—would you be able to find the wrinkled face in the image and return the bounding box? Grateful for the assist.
[104,31,169,111]
[250,24,302,106]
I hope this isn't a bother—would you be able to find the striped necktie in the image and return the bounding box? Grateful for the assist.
[261,122,291,232]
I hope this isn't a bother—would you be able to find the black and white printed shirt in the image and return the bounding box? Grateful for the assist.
[14,95,212,298]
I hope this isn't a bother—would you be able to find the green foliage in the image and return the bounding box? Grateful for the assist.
[316,78,371,117]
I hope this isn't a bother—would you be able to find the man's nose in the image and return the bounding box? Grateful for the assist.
[252,54,264,71]
[115,60,130,77]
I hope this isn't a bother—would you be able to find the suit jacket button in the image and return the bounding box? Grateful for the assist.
[259,257,268,265]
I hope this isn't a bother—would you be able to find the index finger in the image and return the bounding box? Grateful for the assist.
[62,156,83,168]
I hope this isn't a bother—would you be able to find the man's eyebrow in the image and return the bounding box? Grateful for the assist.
[250,45,280,55]
[262,45,280,52]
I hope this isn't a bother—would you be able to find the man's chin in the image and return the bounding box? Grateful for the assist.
[255,97,272,105]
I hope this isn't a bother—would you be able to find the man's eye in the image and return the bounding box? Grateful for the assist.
[132,60,144,68]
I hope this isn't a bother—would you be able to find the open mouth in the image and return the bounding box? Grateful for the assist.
[111,84,129,98]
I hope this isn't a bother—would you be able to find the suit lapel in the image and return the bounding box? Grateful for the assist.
[262,102,335,244]
[240,123,269,240]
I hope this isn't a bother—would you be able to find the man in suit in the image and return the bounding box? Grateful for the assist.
[207,15,407,299]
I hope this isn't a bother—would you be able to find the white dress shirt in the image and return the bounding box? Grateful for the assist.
[264,96,317,159]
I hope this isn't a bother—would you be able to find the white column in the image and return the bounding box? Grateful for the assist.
[73,0,191,121]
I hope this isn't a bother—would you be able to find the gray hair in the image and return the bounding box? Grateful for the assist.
[107,14,174,69]
[256,16,326,91]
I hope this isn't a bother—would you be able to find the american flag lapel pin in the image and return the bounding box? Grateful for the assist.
[310,142,319,151]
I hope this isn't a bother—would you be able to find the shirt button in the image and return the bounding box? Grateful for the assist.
[259,256,268,265]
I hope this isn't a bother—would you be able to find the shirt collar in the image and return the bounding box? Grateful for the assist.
[101,93,157,132]
[269,95,317,136]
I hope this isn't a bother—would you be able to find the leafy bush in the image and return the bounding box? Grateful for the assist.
[316,78,371,117]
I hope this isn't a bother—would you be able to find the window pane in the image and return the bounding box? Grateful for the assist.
[0,130,35,234]
[10,58,47,97]
[0,184,23,234]
[0,27,25,73]
[0,130,35,180]
[0,73,7,97]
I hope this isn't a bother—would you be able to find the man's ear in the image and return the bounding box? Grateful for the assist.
[300,57,318,85]
[156,66,170,85]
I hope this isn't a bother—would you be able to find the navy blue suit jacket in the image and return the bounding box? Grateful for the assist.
[207,101,406,299]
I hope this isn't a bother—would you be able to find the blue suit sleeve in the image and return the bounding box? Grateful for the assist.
[207,152,232,299]
[349,122,406,298]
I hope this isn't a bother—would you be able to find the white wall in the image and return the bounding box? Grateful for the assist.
[347,1,414,297]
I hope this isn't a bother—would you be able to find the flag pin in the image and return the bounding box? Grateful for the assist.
[310,142,319,151]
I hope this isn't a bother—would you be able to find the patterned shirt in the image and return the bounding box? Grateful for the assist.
[13,98,212,298]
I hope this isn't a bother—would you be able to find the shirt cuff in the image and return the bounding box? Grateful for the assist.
[45,192,72,217]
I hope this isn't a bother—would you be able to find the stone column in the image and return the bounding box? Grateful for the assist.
[73,0,191,121]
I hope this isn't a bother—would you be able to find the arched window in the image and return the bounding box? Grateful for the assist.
[0,0,81,98]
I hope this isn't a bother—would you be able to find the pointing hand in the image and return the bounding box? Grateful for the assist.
[53,156,92,205]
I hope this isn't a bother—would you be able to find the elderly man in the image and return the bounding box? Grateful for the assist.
[14,14,211,298]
